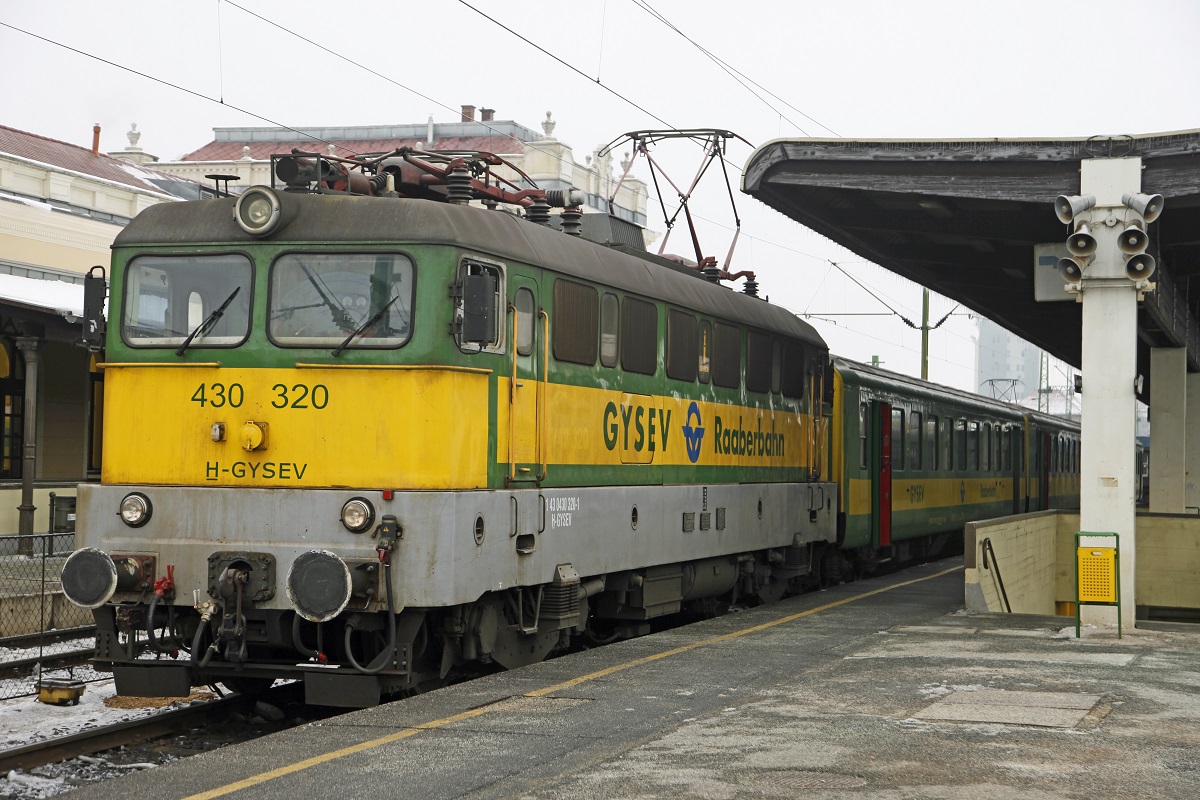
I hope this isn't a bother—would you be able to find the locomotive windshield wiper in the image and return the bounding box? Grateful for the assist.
[175,286,241,357]
[297,260,355,332]
[331,294,400,357]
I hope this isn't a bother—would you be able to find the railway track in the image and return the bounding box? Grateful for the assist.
[0,683,314,777]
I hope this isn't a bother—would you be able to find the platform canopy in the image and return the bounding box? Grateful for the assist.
[742,131,1200,399]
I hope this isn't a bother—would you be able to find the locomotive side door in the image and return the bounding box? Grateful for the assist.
[507,277,542,483]
[871,400,893,548]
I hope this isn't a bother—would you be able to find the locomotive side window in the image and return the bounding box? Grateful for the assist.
[269,253,413,349]
[745,330,772,394]
[712,322,740,389]
[620,296,658,375]
[697,321,712,383]
[770,339,782,393]
[552,279,598,365]
[780,341,805,398]
[600,292,619,368]
[666,310,698,381]
[515,288,535,356]
[123,254,252,348]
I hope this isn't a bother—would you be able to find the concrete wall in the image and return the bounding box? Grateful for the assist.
[964,511,1059,614]
[965,510,1200,616]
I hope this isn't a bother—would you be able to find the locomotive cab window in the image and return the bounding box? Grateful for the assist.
[122,254,252,348]
[515,287,535,356]
[269,252,413,349]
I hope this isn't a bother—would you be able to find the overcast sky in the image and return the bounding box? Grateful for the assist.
[3,0,1198,393]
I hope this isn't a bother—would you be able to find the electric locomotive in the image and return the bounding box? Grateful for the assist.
[61,148,838,706]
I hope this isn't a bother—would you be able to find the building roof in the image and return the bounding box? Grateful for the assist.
[179,120,544,162]
[0,125,200,199]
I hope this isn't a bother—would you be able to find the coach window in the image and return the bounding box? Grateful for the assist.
[270,253,414,350]
[698,321,712,383]
[621,296,658,375]
[600,292,619,368]
[925,414,938,469]
[941,417,951,471]
[859,403,869,469]
[967,421,980,470]
[712,322,740,389]
[746,331,773,394]
[125,254,253,349]
[552,279,598,365]
[955,419,967,471]
[666,310,698,381]
[982,423,991,471]
[908,410,922,470]
[780,340,806,398]
[891,408,904,471]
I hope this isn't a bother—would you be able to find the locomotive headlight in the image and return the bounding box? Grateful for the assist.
[118,492,153,528]
[340,498,375,533]
[234,186,282,237]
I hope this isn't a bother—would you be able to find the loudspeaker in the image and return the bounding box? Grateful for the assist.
[1120,192,1164,223]
[1066,223,1097,257]
[1117,222,1148,254]
[1124,252,1156,281]
[1057,256,1087,282]
[1055,194,1096,224]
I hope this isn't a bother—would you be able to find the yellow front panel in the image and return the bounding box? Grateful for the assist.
[102,366,489,488]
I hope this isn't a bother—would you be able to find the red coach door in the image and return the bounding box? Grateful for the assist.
[873,401,893,548]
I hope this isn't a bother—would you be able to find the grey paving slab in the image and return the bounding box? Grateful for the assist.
[57,557,1200,800]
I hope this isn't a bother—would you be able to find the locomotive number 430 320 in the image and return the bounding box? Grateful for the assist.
[190,382,329,410]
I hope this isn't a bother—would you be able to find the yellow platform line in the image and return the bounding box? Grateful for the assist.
[183,563,963,800]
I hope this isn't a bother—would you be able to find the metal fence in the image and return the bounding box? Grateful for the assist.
[0,531,98,700]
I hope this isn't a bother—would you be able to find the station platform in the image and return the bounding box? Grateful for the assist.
[65,557,1200,799]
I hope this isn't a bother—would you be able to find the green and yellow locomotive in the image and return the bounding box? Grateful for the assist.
[62,149,837,705]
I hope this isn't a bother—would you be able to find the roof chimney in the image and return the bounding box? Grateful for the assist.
[91,123,101,155]
[461,104,476,122]
[480,108,495,122]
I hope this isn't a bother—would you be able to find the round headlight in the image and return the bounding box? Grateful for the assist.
[234,186,282,237]
[340,498,375,533]
[118,492,152,528]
